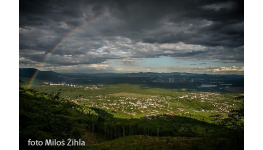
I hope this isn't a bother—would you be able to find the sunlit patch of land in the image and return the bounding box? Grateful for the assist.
[108,92,156,98]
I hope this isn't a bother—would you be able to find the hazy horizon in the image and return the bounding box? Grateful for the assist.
[19,67,244,76]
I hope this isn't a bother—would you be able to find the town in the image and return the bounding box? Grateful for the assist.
[36,82,243,123]
[31,74,244,122]
[76,91,241,122]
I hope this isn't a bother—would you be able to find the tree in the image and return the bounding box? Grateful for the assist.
[207,104,244,150]
[220,104,244,130]
[19,79,25,87]
[54,89,62,100]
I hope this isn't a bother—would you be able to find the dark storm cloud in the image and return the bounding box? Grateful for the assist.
[207,46,244,62]
[19,0,50,14]
[142,33,242,48]
[19,34,62,52]
[136,0,243,48]
[198,21,244,35]
[19,0,244,67]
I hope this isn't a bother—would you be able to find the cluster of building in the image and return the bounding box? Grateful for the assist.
[42,82,106,91]
[81,96,172,117]
[84,85,100,90]
[79,92,236,117]
[42,82,82,88]
[173,92,234,114]
[152,77,191,83]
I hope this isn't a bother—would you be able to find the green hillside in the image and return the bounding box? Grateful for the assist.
[19,86,243,149]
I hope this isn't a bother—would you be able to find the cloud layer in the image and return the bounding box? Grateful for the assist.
[19,0,244,74]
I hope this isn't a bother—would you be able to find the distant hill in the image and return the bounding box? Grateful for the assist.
[19,68,38,78]
[19,68,61,81]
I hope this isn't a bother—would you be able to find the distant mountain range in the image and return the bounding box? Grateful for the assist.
[19,68,244,78]
[19,68,244,88]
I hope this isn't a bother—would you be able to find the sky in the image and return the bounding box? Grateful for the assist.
[19,0,244,74]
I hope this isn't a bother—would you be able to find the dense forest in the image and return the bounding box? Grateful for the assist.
[19,81,243,149]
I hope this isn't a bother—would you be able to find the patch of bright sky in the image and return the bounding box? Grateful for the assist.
[142,56,175,67]
[108,56,243,73]
[141,57,244,68]
[141,57,227,68]
[97,46,104,53]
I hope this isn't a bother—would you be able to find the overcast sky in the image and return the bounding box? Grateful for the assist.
[19,0,244,74]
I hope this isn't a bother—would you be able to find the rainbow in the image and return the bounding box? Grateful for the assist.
[26,12,110,88]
